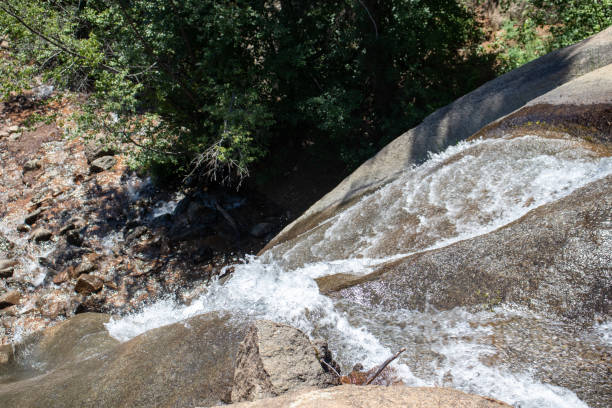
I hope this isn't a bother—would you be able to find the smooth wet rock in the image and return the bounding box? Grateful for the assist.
[226,385,512,408]
[0,291,21,309]
[0,312,248,408]
[31,228,52,243]
[74,274,103,295]
[90,156,117,173]
[231,320,336,403]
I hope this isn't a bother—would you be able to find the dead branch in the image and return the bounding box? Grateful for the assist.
[365,347,406,385]
[321,360,341,378]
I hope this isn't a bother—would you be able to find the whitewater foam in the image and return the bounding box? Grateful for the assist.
[105,135,611,408]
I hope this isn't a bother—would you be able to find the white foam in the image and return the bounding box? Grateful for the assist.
[594,320,612,347]
[105,136,610,408]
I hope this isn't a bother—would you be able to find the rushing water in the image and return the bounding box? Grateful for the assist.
[106,136,612,408]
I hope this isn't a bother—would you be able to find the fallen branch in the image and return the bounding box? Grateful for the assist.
[321,360,341,378]
[365,347,406,385]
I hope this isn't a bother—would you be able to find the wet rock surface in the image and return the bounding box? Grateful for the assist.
[0,312,247,407]
[231,320,337,402]
[225,385,512,408]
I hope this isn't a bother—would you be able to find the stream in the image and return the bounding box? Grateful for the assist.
[105,135,612,408]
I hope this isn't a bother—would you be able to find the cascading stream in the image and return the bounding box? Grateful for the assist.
[106,135,612,408]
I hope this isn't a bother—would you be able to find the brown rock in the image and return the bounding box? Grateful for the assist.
[0,291,21,309]
[16,224,30,233]
[59,216,87,234]
[0,267,13,278]
[24,207,45,225]
[53,270,69,284]
[75,274,103,295]
[231,320,336,403]
[74,261,97,277]
[31,228,52,242]
[226,385,512,408]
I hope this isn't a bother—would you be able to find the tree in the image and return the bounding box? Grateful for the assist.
[1,0,494,185]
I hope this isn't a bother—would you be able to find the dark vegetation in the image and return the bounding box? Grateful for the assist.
[0,0,610,189]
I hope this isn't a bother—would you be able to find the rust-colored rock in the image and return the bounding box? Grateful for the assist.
[74,274,103,295]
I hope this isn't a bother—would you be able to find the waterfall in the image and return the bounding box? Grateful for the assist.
[106,135,612,408]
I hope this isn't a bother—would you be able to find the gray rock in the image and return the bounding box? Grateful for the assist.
[23,159,41,172]
[85,144,117,163]
[0,130,8,139]
[32,85,54,100]
[74,274,103,295]
[7,125,19,134]
[250,222,274,238]
[31,228,52,243]
[90,156,117,173]
[231,320,336,403]
[0,291,21,309]
[0,312,247,408]
[59,216,87,234]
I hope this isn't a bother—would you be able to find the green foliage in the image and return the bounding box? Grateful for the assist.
[1,0,495,185]
[527,0,612,49]
[488,18,549,73]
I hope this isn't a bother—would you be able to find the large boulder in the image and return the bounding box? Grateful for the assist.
[225,385,512,408]
[264,27,612,252]
[231,320,336,402]
[322,173,611,318]
[0,312,248,407]
[472,63,612,147]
